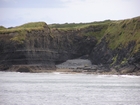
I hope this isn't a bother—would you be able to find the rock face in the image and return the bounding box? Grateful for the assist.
[90,17,140,74]
[0,16,140,74]
[56,58,92,69]
[90,37,140,72]
[0,23,97,72]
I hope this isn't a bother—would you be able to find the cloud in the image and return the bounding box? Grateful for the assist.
[0,0,65,8]
[0,8,54,27]
[1,0,16,2]
[0,0,139,27]
[58,0,140,20]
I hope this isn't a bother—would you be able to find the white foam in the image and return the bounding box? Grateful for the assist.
[120,75,140,78]
[53,72,61,74]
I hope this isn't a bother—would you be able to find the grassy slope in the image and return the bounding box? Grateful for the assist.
[0,26,6,30]
[0,22,46,34]
[0,22,46,43]
[49,20,111,29]
[49,17,140,54]
[80,24,108,41]
[49,20,111,42]
[105,16,140,53]
[0,17,139,53]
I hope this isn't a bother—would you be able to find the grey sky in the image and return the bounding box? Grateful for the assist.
[0,0,140,27]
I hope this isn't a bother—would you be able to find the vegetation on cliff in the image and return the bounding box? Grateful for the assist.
[49,20,111,43]
[49,20,111,29]
[49,16,140,73]
[89,16,140,73]
[0,22,46,34]
[0,22,47,43]
[0,16,139,73]
[1,17,139,49]
[105,16,140,53]
[49,16,140,54]
[0,26,6,30]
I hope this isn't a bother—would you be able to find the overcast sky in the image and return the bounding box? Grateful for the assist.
[0,0,140,27]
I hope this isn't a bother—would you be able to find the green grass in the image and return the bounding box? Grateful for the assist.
[49,20,111,42]
[121,58,127,65]
[105,16,140,54]
[10,30,27,44]
[111,54,118,66]
[49,17,140,49]
[0,26,6,30]
[16,22,46,28]
[49,19,112,30]
[0,17,139,53]
[81,24,108,41]
[0,22,46,34]
[0,22,47,43]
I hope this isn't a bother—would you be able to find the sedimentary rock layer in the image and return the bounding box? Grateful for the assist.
[0,16,140,73]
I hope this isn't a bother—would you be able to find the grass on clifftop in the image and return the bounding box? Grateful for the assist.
[49,20,111,42]
[81,24,108,41]
[0,26,6,30]
[0,22,47,44]
[0,17,140,52]
[10,31,27,44]
[0,22,46,34]
[105,16,140,53]
[17,22,46,29]
[49,20,111,30]
[49,17,140,48]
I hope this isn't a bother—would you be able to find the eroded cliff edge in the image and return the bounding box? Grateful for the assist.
[0,22,97,72]
[90,17,140,74]
[0,16,140,74]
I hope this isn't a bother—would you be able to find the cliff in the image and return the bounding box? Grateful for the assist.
[90,16,140,74]
[0,22,97,72]
[0,16,140,74]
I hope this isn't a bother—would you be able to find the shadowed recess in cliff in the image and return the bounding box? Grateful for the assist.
[0,16,140,74]
[0,22,97,71]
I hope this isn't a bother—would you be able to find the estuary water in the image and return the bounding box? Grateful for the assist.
[0,72,140,105]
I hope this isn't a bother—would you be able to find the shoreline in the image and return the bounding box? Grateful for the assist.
[1,68,140,76]
[55,69,140,76]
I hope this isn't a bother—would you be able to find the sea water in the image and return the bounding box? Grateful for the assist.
[0,72,140,105]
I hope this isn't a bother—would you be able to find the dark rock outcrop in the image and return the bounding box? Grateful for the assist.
[90,16,140,74]
[0,16,140,74]
[0,23,97,72]
[90,37,140,73]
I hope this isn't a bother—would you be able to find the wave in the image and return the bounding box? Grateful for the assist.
[120,75,140,78]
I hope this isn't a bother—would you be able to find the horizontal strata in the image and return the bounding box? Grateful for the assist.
[0,16,139,73]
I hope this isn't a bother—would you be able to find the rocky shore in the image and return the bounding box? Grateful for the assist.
[3,58,138,76]
[55,58,140,75]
